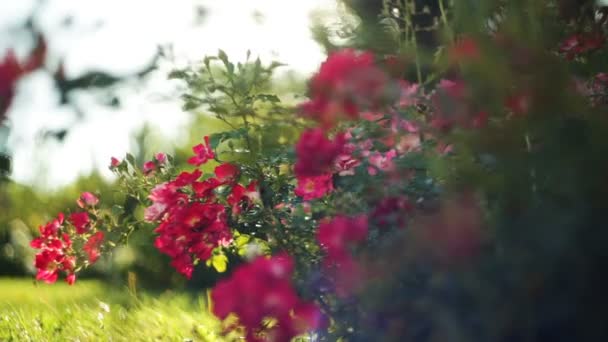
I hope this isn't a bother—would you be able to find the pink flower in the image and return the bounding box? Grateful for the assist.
[398,81,420,108]
[155,152,167,164]
[77,192,99,208]
[295,174,334,201]
[188,136,215,166]
[144,182,185,222]
[334,154,360,176]
[367,149,397,175]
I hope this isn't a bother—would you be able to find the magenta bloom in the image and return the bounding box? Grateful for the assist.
[30,213,76,285]
[188,136,215,166]
[143,161,156,175]
[110,157,121,168]
[214,163,239,183]
[77,192,99,208]
[295,174,334,201]
[69,212,90,234]
[83,231,104,264]
[155,152,167,164]
[295,128,345,177]
[211,254,325,341]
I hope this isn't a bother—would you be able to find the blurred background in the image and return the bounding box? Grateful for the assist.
[0,0,339,286]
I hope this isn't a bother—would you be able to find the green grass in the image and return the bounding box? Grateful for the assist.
[0,278,239,341]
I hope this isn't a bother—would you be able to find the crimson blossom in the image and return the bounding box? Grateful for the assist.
[294,128,345,177]
[211,254,325,342]
[300,49,389,128]
[29,213,76,285]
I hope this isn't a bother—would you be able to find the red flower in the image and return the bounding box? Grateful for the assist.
[214,163,239,183]
[211,254,323,341]
[188,136,215,166]
[227,181,259,214]
[367,149,397,176]
[173,169,203,187]
[312,49,375,92]
[295,128,345,177]
[295,174,334,201]
[77,192,99,208]
[69,212,90,234]
[83,232,104,264]
[152,198,232,278]
[300,49,389,128]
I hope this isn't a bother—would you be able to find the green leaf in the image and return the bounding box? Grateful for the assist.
[218,49,228,64]
[255,94,281,103]
[111,205,124,216]
[269,61,287,70]
[168,69,188,80]
[125,153,136,166]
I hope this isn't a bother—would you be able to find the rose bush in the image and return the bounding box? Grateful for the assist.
[28,1,608,341]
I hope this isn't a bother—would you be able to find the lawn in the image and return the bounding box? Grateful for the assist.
[0,278,235,341]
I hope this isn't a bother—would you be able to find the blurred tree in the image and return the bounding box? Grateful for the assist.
[0,1,171,180]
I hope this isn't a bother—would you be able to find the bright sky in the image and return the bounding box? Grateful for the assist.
[0,0,338,190]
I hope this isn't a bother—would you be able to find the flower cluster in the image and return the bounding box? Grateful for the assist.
[29,213,76,284]
[29,191,103,285]
[211,254,324,342]
[146,137,259,278]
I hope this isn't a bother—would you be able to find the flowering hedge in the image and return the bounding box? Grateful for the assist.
[27,1,608,341]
